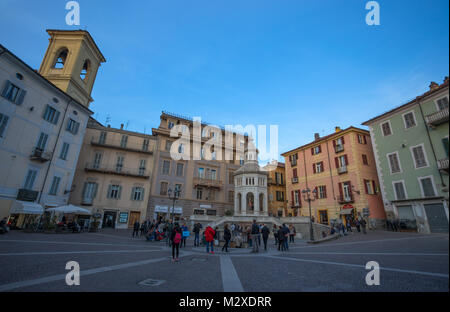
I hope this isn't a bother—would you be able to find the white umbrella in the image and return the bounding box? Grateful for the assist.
[46,204,92,215]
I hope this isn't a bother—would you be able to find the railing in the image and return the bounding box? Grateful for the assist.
[337,166,348,174]
[292,177,299,183]
[334,144,344,153]
[425,108,449,127]
[193,177,222,189]
[85,163,150,179]
[437,158,449,171]
[337,195,354,204]
[91,139,153,154]
[30,147,52,162]
[17,189,39,202]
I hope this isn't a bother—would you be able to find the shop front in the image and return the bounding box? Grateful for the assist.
[154,206,183,222]
[340,204,355,226]
[8,200,44,229]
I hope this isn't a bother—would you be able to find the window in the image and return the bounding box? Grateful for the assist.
[80,60,90,81]
[93,153,102,169]
[419,177,436,197]
[1,81,26,105]
[162,160,170,175]
[403,112,416,129]
[362,154,369,165]
[49,176,61,195]
[293,168,298,178]
[165,140,172,152]
[209,169,217,180]
[142,139,149,151]
[228,191,234,203]
[53,49,68,69]
[23,169,38,190]
[120,135,128,148]
[82,182,98,203]
[314,162,324,173]
[176,163,184,177]
[207,189,216,201]
[43,105,60,125]
[436,96,449,111]
[131,187,145,201]
[174,184,182,197]
[276,191,285,201]
[364,180,375,195]
[357,134,367,144]
[289,153,298,166]
[311,145,321,155]
[198,167,205,178]
[387,152,401,174]
[160,182,168,196]
[442,137,449,157]
[168,121,174,129]
[411,145,428,168]
[293,190,300,206]
[317,186,327,199]
[206,209,217,216]
[381,121,392,136]
[228,171,234,184]
[336,155,348,168]
[59,143,70,160]
[99,131,107,144]
[36,132,49,150]
[139,159,146,176]
[66,119,80,135]
[0,113,9,138]
[116,156,124,173]
[393,181,406,200]
[107,185,122,199]
[240,156,244,165]
[196,188,203,200]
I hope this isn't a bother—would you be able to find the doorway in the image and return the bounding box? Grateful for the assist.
[128,211,141,228]
[102,211,117,228]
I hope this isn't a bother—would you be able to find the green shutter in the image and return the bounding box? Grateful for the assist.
[1,80,11,98]
[442,138,449,157]
[93,183,98,198]
[130,187,135,200]
[82,182,88,198]
[16,89,26,105]
[118,186,122,199]
[107,185,112,198]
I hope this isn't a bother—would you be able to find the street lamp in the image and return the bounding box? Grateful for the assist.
[168,187,181,226]
[302,188,317,242]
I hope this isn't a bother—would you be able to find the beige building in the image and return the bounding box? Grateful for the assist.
[69,119,156,229]
[147,112,250,221]
[0,30,105,228]
[263,162,288,217]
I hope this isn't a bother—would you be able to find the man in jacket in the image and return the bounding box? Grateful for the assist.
[251,220,260,253]
[282,224,290,251]
[193,223,201,246]
[205,225,215,254]
[132,220,140,238]
[261,224,270,251]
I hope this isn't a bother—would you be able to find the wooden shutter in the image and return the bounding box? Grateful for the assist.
[372,181,377,194]
[82,182,88,198]
[118,186,122,199]
[1,80,12,98]
[93,183,98,198]
[314,187,318,198]
[341,136,345,144]
[321,161,325,171]
[291,191,294,206]
[335,157,339,168]
[323,185,327,198]
[311,148,314,155]
[344,154,349,166]
[298,191,302,206]
[313,164,316,174]
[364,180,369,194]
[338,183,343,199]
[363,135,367,144]
[333,140,336,147]
[16,89,27,105]
[107,185,112,198]
[318,145,322,153]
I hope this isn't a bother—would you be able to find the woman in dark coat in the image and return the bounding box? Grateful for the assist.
[222,224,231,252]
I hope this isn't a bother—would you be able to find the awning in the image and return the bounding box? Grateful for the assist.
[340,209,353,215]
[46,204,92,215]
[10,201,44,215]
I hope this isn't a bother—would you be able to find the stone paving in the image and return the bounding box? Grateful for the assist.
[0,229,448,292]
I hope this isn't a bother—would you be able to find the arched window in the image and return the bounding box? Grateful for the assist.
[53,48,68,69]
[259,193,264,212]
[80,60,91,82]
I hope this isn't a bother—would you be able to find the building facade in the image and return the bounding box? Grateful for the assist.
[363,78,449,233]
[281,127,386,228]
[147,112,249,221]
[0,30,104,228]
[69,119,156,229]
[263,162,288,217]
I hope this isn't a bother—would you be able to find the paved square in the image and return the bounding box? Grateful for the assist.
[0,230,448,292]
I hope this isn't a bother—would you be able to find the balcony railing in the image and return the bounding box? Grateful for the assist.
[91,139,153,155]
[337,166,348,174]
[334,144,344,153]
[292,177,299,183]
[85,163,150,179]
[426,108,449,127]
[337,195,354,204]
[193,177,222,189]
[17,189,39,202]
[30,147,52,163]
[437,158,449,172]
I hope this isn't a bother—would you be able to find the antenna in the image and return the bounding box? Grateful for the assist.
[105,115,111,126]
[125,120,130,130]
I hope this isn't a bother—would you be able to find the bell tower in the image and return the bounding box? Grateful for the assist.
[39,29,106,108]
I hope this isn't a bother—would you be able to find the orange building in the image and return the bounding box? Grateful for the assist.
[281,127,386,228]
[263,162,288,217]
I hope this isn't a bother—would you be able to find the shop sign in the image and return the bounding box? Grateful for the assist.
[342,204,354,210]
[155,206,168,213]
[169,206,183,214]
[200,205,211,209]
[119,212,129,223]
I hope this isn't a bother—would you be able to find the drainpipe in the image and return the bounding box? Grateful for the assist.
[416,96,446,187]
[325,140,338,222]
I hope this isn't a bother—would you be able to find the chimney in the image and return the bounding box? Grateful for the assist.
[120,124,124,130]
[314,133,320,140]
[335,126,342,133]
[444,76,449,84]
[429,82,439,90]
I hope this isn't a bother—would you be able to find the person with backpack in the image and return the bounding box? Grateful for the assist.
[180,223,188,248]
[222,224,231,253]
[204,225,216,254]
[261,224,270,251]
[171,223,182,262]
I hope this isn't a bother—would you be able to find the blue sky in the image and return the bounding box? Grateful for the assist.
[0,0,448,162]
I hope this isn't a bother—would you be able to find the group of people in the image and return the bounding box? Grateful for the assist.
[386,219,401,232]
[330,218,368,236]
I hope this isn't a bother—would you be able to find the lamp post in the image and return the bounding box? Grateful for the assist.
[302,188,317,242]
[168,187,181,226]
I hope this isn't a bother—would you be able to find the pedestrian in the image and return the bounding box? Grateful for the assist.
[355,219,361,232]
[132,220,140,238]
[140,222,146,237]
[289,225,296,243]
[222,224,231,252]
[171,223,182,262]
[167,220,174,246]
[273,224,278,245]
[251,219,260,253]
[193,223,200,246]
[346,221,352,233]
[277,226,285,251]
[361,218,367,234]
[261,224,270,251]
[393,219,400,232]
[214,226,220,247]
[282,224,289,251]
[180,223,188,248]
[205,225,215,254]
[246,226,252,248]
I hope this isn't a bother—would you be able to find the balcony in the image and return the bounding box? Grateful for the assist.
[334,144,344,153]
[85,163,150,179]
[437,158,449,173]
[17,189,39,202]
[292,177,299,183]
[193,177,222,189]
[426,108,449,127]
[337,195,354,204]
[81,198,93,206]
[30,147,52,163]
[337,166,348,174]
[91,139,153,155]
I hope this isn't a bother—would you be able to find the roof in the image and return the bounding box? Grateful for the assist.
[362,79,449,125]
[0,44,94,115]
[281,126,369,156]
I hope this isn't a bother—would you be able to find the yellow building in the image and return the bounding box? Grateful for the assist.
[69,119,156,229]
[263,162,288,217]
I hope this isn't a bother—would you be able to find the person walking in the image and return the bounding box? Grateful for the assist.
[282,224,289,251]
[171,223,182,262]
[261,224,270,251]
[251,220,260,253]
[361,218,367,234]
[140,222,147,237]
[205,225,215,254]
[289,225,296,243]
[277,226,285,251]
[193,223,201,246]
[273,224,278,245]
[132,220,140,238]
[180,223,188,248]
[355,219,361,233]
[222,224,231,253]
[167,220,174,247]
